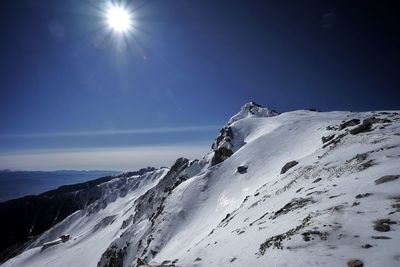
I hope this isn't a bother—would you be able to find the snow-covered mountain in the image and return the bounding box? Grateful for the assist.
[2,102,400,267]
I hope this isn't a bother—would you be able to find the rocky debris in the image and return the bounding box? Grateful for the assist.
[301,230,328,241]
[272,198,314,219]
[258,215,311,254]
[321,134,335,144]
[355,193,372,199]
[361,244,373,249]
[348,116,391,135]
[364,116,392,124]
[194,257,202,261]
[358,159,376,171]
[339,119,361,130]
[350,121,372,135]
[347,259,364,267]
[101,244,127,267]
[280,161,298,174]
[237,166,248,174]
[322,133,347,149]
[375,175,400,185]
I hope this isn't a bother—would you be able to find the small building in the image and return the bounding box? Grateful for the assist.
[60,234,70,242]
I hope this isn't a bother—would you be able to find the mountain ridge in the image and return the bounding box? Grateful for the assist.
[2,102,400,267]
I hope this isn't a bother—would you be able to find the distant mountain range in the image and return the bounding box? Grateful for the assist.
[0,170,119,202]
[1,102,400,267]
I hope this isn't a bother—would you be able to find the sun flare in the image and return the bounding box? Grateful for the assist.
[106,5,132,33]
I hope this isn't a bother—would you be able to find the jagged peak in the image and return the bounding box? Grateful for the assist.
[228,101,279,125]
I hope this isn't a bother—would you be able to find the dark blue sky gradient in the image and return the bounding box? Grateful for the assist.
[0,0,399,158]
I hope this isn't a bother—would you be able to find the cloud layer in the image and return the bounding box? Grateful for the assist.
[0,144,210,171]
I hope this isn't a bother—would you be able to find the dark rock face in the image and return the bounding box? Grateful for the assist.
[339,119,360,130]
[237,166,248,174]
[280,161,298,174]
[212,147,234,166]
[347,259,364,267]
[375,175,400,185]
[211,126,235,166]
[212,127,233,150]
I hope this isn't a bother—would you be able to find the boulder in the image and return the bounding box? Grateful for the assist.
[280,161,298,174]
[347,259,363,267]
[349,122,372,135]
[375,175,400,185]
[237,166,248,174]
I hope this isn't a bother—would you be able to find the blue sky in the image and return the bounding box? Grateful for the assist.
[0,0,399,170]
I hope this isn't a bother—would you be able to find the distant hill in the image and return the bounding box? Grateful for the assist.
[0,170,119,202]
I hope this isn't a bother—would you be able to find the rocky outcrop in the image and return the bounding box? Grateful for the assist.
[280,161,298,174]
[375,175,400,185]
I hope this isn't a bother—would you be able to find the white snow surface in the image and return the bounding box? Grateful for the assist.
[3,103,400,267]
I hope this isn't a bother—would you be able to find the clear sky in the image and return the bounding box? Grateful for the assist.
[0,0,399,170]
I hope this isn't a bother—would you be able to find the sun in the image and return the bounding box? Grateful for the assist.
[106,5,132,33]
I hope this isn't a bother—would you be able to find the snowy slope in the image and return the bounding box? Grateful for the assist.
[3,102,400,267]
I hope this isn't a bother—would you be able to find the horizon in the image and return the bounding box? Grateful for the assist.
[1,0,399,170]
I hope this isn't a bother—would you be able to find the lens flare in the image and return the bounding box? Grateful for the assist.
[106,5,132,33]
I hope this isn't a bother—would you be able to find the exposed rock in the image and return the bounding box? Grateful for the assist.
[355,193,372,199]
[373,219,395,232]
[322,133,347,149]
[339,119,360,130]
[228,102,279,125]
[280,161,298,174]
[371,236,391,239]
[375,175,400,185]
[237,166,248,174]
[364,116,392,124]
[272,198,314,219]
[301,230,328,241]
[259,215,311,254]
[361,244,373,249]
[211,147,234,166]
[194,257,202,261]
[312,178,322,183]
[350,122,372,135]
[347,259,363,267]
[321,134,335,144]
